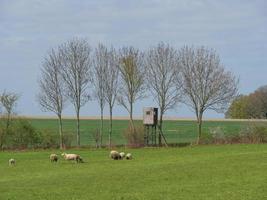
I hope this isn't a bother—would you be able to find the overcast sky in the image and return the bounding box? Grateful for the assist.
[0,0,266,118]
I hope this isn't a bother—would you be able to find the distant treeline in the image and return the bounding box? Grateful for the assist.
[226,85,267,119]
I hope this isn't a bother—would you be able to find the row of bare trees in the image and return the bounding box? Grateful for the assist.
[38,38,238,148]
[93,44,119,148]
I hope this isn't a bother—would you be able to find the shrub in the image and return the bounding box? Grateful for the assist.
[239,124,267,144]
[39,129,59,149]
[6,119,41,149]
[200,124,267,145]
[62,132,74,148]
[0,117,76,149]
[209,127,226,144]
[38,130,74,149]
[124,124,145,148]
[0,123,6,149]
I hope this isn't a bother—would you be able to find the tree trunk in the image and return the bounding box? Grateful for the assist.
[158,112,163,146]
[58,114,63,149]
[76,110,80,147]
[197,114,203,145]
[130,102,133,125]
[129,101,136,134]
[100,107,104,148]
[109,106,113,149]
[6,113,11,130]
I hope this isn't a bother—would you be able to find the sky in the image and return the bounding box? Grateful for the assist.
[0,0,266,119]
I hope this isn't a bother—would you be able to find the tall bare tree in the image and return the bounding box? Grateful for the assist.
[117,47,146,126]
[93,44,107,148]
[177,46,238,144]
[38,48,66,149]
[145,42,182,145]
[0,91,19,148]
[103,46,119,148]
[60,38,92,147]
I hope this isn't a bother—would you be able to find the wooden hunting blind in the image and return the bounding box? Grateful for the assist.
[143,107,158,125]
[143,107,158,145]
[143,107,168,147]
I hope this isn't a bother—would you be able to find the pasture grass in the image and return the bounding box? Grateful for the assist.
[27,118,259,146]
[0,144,267,200]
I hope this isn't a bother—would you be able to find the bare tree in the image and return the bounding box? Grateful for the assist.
[60,38,92,147]
[0,91,19,128]
[177,46,238,144]
[93,44,107,148]
[145,42,182,145]
[38,48,67,149]
[117,46,146,127]
[0,91,19,148]
[103,46,119,148]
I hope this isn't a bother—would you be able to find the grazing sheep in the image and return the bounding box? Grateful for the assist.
[110,150,122,160]
[125,153,132,160]
[119,152,125,159]
[50,154,58,163]
[9,158,16,166]
[61,153,83,163]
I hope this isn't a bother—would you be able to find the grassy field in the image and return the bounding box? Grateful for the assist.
[0,144,267,200]
[27,118,265,146]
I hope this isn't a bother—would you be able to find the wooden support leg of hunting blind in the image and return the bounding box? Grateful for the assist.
[144,125,158,146]
[152,125,157,145]
[144,125,149,146]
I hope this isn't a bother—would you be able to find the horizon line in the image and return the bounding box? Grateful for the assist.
[12,115,267,122]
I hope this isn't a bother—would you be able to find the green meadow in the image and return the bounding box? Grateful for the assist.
[0,144,266,200]
[28,118,263,146]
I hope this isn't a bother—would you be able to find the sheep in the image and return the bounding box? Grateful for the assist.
[50,154,58,163]
[61,153,83,163]
[109,150,122,160]
[125,153,132,160]
[119,152,126,159]
[9,158,16,166]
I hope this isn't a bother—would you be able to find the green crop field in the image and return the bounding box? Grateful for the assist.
[27,118,266,146]
[0,144,267,200]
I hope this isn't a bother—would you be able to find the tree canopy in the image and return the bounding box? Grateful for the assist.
[226,85,267,119]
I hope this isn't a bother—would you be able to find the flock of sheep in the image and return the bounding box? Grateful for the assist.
[109,150,132,160]
[7,150,133,166]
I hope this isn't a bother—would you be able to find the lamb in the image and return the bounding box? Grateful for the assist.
[61,153,83,163]
[109,150,122,160]
[9,158,16,166]
[119,152,126,159]
[125,153,132,160]
[50,154,58,163]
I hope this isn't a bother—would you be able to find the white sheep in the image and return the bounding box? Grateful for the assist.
[50,154,58,163]
[110,150,122,160]
[125,153,132,160]
[61,153,83,163]
[119,152,126,159]
[9,158,16,166]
